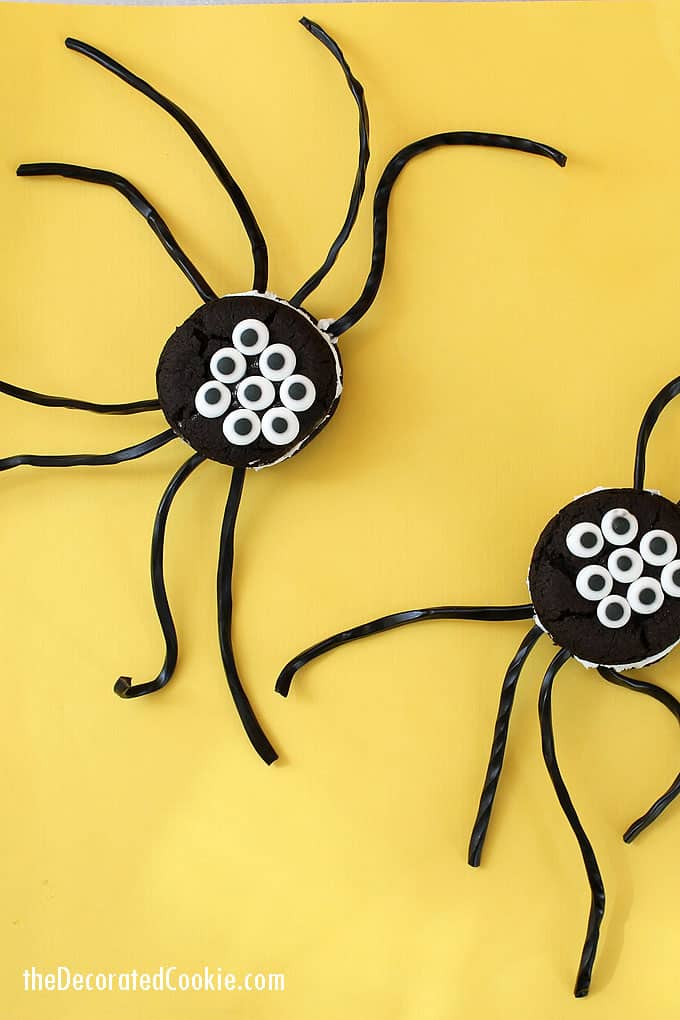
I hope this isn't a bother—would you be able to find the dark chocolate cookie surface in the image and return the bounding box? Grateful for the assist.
[529,488,680,667]
[157,293,342,468]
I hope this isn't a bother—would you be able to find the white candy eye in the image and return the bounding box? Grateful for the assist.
[597,595,631,629]
[566,522,604,558]
[639,530,677,566]
[236,376,276,411]
[601,508,638,546]
[607,548,644,584]
[260,343,296,381]
[232,318,269,355]
[279,374,316,412]
[261,407,300,446]
[210,347,247,383]
[661,560,680,597]
[195,380,230,418]
[627,577,664,615]
[575,565,613,601]
[223,409,261,446]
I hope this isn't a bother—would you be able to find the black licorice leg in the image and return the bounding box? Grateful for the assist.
[16,163,216,303]
[0,380,160,415]
[115,453,206,700]
[539,648,605,999]
[467,623,543,867]
[599,666,680,842]
[290,18,370,308]
[65,36,268,292]
[330,132,567,338]
[275,604,535,697]
[633,375,680,489]
[218,468,278,765]
[0,428,176,472]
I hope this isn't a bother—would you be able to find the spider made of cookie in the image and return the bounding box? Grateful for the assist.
[1,19,565,765]
[276,376,680,996]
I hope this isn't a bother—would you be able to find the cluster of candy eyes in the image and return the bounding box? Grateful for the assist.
[565,508,680,629]
[193,318,317,447]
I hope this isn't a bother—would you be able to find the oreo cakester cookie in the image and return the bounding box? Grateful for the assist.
[529,488,680,667]
[157,293,342,469]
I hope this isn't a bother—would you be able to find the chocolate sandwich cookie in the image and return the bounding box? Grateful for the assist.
[529,487,680,667]
[157,293,343,469]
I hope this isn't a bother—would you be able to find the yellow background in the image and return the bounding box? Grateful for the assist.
[3,1,680,1016]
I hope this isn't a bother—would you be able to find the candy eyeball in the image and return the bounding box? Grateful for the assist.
[210,347,247,383]
[223,409,261,446]
[627,576,664,615]
[607,548,643,584]
[195,380,231,418]
[601,508,638,546]
[566,522,604,558]
[261,407,300,445]
[279,374,316,412]
[260,344,296,382]
[232,318,269,355]
[639,530,678,566]
[660,560,680,598]
[597,595,631,629]
[576,565,613,602]
[236,376,276,411]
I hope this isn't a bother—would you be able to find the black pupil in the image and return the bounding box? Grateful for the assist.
[289,382,306,400]
[650,537,667,555]
[205,387,221,405]
[244,384,261,401]
[234,418,252,437]
[612,516,629,535]
[673,569,680,588]
[271,417,288,435]
[581,531,597,549]
[589,575,606,591]
[617,555,632,571]
[217,356,234,375]
[639,588,656,606]
[240,328,259,348]
[267,353,285,370]
[606,603,624,621]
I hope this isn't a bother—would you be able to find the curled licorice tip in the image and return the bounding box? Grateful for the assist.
[299,16,313,29]
[275,667,295,697]
[114,676,132,698]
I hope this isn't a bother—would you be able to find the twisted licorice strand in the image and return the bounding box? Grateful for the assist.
[330,132,567,337]
[66,36,268,292]
[468,623,543,867]
[0,428,176,472]
[633,375,680,489]
[218,467,278,765]
[16,163,216,303]
[276,603,535,697]
[0,379,160,415]
[599,666,680,842]
[291,18,370,308]
[115,452,206,699]
[539,648,605,998]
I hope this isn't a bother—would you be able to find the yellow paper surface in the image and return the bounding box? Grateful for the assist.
[3,1,680,1016]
